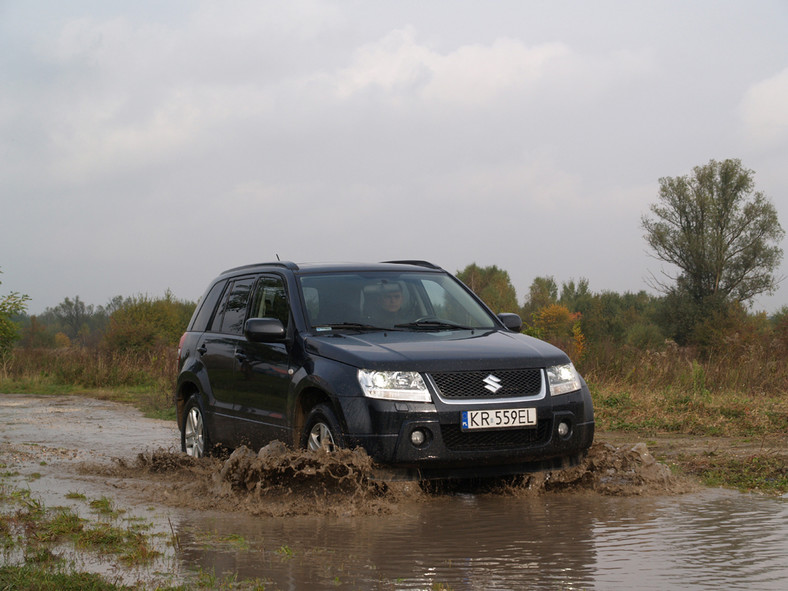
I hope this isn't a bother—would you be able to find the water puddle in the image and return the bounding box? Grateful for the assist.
[2,394,788,589]
[168,487,788,590]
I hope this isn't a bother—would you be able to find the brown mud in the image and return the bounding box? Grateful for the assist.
[77,439,696,519]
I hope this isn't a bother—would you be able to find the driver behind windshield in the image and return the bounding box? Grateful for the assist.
[366,282,409,327]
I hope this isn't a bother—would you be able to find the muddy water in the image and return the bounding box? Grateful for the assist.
[170,489,788,590]
[2,394,788,590]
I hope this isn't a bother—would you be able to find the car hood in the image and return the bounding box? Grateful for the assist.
[303,329,570,371]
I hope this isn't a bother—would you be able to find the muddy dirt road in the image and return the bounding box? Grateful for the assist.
[0,393,686,515]
[2,393,787,590]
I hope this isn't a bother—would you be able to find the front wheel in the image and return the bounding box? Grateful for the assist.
[301,403,344,452]
[181,395,210,458]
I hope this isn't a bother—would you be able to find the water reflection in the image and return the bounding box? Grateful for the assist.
[588,490,788,590]
[174,489,788,590]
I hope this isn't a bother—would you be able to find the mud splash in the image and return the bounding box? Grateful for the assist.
[514,441,695,496]
[84,440,693,518]
[94,441,407,517]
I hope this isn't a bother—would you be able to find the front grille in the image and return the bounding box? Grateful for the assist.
[440,420,551,451]
[429,369,543,400]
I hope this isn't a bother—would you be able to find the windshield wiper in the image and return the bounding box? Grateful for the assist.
[395,319,472,330]
[315,322,396,332]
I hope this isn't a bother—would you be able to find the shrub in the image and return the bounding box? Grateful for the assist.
[531,304,586,361]
[103,292,194,351]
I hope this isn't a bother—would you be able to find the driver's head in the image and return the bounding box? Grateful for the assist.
[381,285,403,312]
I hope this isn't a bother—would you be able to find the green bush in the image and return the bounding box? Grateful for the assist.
[102,292,194,351]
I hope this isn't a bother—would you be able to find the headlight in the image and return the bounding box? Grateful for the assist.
[547,363,582,396]
[357,370,432,403]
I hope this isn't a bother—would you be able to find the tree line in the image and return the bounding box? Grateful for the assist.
[1,158,786,374]
[9,292,195,352]
[4,271,786,380]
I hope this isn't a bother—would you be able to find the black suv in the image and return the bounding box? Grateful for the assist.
[176,261,594,479]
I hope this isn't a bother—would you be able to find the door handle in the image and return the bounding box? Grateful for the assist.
[235,351,248,363]
[197,344,207,355]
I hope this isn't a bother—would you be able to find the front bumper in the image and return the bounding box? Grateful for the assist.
[336,389,595,480]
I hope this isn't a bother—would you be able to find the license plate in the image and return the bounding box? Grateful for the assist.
[461,408,537,430]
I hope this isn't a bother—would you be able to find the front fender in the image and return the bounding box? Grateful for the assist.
[289,356,367,436]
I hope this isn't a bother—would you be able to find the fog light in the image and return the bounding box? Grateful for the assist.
[411,429,426,446]
[557,421,571,437]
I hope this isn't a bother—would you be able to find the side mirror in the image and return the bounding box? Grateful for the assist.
[245,318,287,342]
[497,313,523,332]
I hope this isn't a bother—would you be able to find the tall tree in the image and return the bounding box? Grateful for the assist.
[50,296,94,341]
[521,276,558,321]
[456,263,519,313]
[642,159,784,305]
[559,278,591,312]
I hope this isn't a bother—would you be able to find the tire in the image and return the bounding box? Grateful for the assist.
[301,403,344,452]
[181,395,210,458]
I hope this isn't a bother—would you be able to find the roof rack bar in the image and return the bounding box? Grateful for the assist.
[382,260,442,270]
[222,261,300,274]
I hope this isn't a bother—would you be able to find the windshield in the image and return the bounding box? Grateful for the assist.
[298,271,498,331]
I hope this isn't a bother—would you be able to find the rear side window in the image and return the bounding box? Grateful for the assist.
[211,277,256,335]
[189,280,227,332]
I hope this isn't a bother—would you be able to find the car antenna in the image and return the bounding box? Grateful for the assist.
[276,253,281,261]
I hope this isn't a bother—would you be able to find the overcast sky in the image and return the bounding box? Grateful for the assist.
[2,0,787,315]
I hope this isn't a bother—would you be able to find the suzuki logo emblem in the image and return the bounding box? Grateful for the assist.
[483,374,503,393]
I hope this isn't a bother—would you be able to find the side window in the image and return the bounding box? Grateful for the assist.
[190,280,227,332]
[249,276,289,329]
[212,277,255,335]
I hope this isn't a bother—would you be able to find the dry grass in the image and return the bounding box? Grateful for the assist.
[5,347,175,389]
[2,338,787,437]
[585,340,788,437]
[0,347,176,419]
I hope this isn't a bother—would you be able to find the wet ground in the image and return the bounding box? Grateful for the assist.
[2,393,787,589]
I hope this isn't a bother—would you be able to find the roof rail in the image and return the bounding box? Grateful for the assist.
[222,261,300,274]
[382,260,442,270]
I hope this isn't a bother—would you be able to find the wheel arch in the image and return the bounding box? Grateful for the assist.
[175,378,201,429]
[293,387,345,447]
